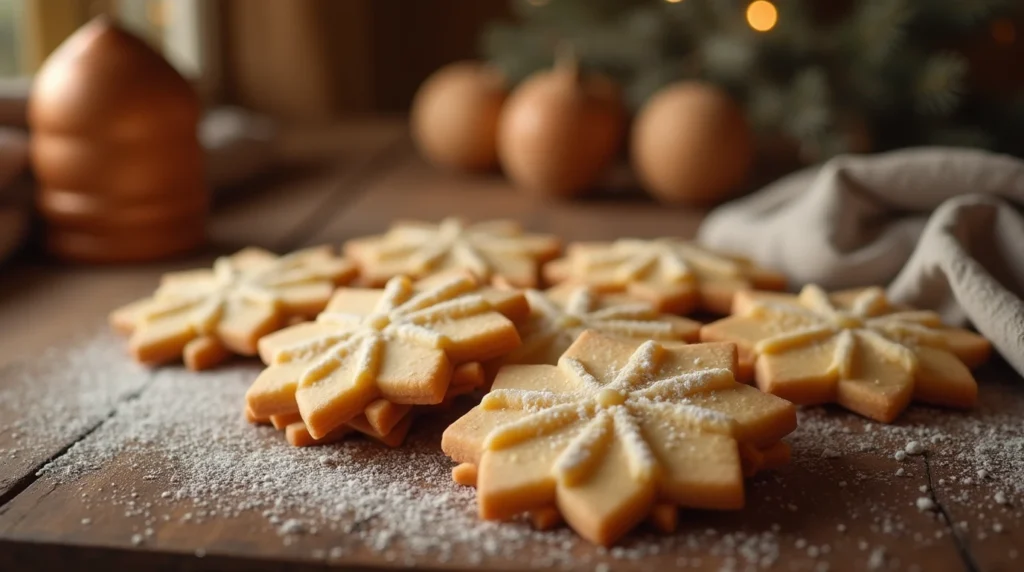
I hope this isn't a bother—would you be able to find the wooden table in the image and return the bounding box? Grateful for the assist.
[0,119,1021,571]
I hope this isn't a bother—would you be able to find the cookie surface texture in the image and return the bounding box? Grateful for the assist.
[345,218,560,288]
[498,284,700,367]
[542,238,786,314]
[441,330,797,546]
[109,246,356,369]
[701,285,991,422]
[246,274,524,440]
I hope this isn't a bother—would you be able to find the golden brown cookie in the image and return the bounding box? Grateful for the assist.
[495,284,700,368]
[448,437,789,536]
[285,420,355,447]
[345,218,561,288]
[260,362,487,448]
[543,238,786,314]
[700,285,991,423]
[441,330,797,546]
[245,274,526,441]
[110,246,356,369]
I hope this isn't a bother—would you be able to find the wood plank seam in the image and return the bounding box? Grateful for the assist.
[274,138,411,252]
[923,453,981,572]
[0,482,56,530]
[0,379,152,514]
[0,539,333,571]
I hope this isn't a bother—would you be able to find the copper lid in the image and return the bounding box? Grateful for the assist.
[28,16,201,139]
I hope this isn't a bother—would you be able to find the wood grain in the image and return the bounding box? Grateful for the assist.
[918,362,1024,572]
[0,131,1021,571]
[0,330,153,502]
[2,368,1015,571]
[211,118,406,251]
[0,120,404,519]
[309,153,707,245]
[0,119,405,367]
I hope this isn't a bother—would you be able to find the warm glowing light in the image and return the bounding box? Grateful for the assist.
[992,18,1016,46]
[746,1,778,33]
[665,0,684,4]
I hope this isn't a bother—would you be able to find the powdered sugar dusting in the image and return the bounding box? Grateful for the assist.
[609,341,660,390]
[8,332,1024,569]
[637,368,734,401]
[611,407,656,481]
[483,403,584,450]
[482,388,568,411]
[561,357,603,391]
[553,412,612,484]
[0,328,151,480]
[831,329,857,378]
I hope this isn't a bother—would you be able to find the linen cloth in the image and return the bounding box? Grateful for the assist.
[699,148,1024,376]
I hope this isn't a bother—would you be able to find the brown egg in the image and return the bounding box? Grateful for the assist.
[411,61,507,172]
[632,82,753,206]
[497,59,625,198]
[28,16,207,263]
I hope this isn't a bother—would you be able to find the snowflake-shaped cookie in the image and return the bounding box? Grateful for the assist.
[497,284,701,367]
[441,330,797,546]
[110,247,356,370]
[245,273,526,440]
[701,285,992,422]
[250,362,486,448]
[543,238,786,314]
[345,218,561,287]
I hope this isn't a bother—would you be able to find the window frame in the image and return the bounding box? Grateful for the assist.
[0,0,221,126]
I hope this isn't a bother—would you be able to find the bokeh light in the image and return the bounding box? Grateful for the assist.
[991,18,1016,46]
[746,1,778,33]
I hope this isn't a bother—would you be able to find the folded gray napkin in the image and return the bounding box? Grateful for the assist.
[699,147,1024,376]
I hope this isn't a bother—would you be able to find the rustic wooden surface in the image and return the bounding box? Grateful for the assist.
[0,120,1021,572]
[0,120,404,505]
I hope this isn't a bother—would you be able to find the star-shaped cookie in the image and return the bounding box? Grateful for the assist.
[345,218,561,287]
[110,246,356,370]
[496,284,701,367]
[701,285,991,422]
[442,330,797,546]
[543,238,786,315]
[250,362,486,448]
[245,273,527,440]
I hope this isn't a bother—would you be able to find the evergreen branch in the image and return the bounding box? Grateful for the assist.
[918,0,1016,28]
[784,67,833,141]
[914,52,968,116]
[852,0,914,65]
[747,83,787,130]
[700,34,756,84]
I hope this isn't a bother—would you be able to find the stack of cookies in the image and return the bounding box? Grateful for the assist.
[109,217,992,546]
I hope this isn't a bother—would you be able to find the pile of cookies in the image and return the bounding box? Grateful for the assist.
[109,217,992,546]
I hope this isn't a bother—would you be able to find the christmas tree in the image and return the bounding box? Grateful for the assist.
[482,0,1024,163]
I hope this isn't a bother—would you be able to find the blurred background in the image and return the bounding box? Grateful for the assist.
[0,0,1023,264]
[2,0,1021,140]
[0,0,511,119]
